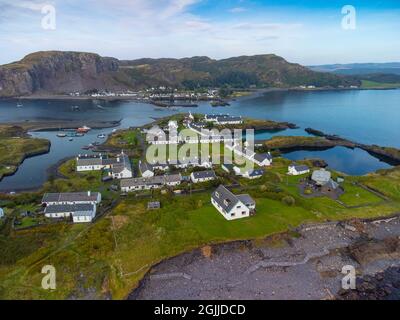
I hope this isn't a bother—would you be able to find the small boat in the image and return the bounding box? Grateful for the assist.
[76,125,91,133]
[75,133,85,137]
[57,133,67,138]
[16,103,23,108]
[69,138,74,142]
[112,129,117,133]
[71,105,80,111]
[97,134,106,139]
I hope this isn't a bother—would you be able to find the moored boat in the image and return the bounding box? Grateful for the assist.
[76,125,91,133]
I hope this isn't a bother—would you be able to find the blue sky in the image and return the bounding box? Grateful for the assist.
[0,0,399,65]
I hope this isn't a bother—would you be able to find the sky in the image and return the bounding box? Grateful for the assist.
[0,0,399,65]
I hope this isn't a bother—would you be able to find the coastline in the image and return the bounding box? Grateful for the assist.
[0,140,51,184]
[1,86,398,102]
[130,212,400,300]
[0,119,122,132]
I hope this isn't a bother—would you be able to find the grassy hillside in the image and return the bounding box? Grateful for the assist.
[1,158,399,299]
[0,51,361,97]
[0,126,50,180]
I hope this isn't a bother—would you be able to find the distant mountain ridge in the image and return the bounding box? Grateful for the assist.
[0,51,360,98]
[308,62,400,75]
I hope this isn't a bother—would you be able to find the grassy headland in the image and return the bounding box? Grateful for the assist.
[0,125,50,180]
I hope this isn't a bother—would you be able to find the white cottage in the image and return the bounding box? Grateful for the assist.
[288,164,310,176]
[211,185,255,221]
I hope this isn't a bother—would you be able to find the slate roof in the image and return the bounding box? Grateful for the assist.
[44,203,95,214]
[237,194,256,207]
[254,153,272,163]
[290,163,310,172]
[42,192,100,203]
[139,161,154,173]
[211,185,240,213]
[192,170,216,180]
[121,174,181,188]
[247,169,265,177]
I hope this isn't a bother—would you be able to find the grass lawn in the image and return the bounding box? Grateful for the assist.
[0,137,49,180]
[339,183,383,207]
[1,124,400,300]
[361,80,400,89]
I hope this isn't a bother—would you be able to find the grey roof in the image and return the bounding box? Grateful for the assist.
[139,161,154,173]
[121,174,181,188]
[42,192,100,203]
[45,203,95,214]
[211,185,241,213]
[148,201,161,209]
[290,164,310,172]
[192,170,216,180]
[323,179,339,190]
[77,157,103,166]
[112,154,132,173]
[164,174,182,183]
[237,194,255,207]
[205,114,229,120]
[254,153,272,163]
[312,169,332,185]
[77,154,131,171]
[216,116,242,123]
[248,169,265,177]
[222,163,234,171]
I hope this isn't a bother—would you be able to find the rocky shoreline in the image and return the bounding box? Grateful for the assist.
[305,128,400,166]
[130,214,400,300]
[1,119,122,132]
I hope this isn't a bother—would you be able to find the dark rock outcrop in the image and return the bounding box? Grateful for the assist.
[0,51,124,97]
[0,51,361,98]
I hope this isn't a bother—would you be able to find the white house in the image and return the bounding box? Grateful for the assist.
[42,192,101,224]
[190,170,217,183]
[139,161,155,178]
[243,169,265,179]
[211,185,255,221]
[204,114,243,125]
[227,143,273,167]
[121,174,182,192]
[0,208,4,219]
[44,203,96,223]
[110,153,133,179]
[252,153,273,166]
[288,164,310,176]
[76,153,133,179]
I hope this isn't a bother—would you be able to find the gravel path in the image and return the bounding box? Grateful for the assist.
[130,217,400,300]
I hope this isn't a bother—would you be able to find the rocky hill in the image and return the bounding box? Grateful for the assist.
[0,51,360,97]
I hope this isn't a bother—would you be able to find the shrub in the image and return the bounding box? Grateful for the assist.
[282,196,296,206]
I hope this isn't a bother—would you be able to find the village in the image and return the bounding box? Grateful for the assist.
[15,112,355,226]
[0,111,397,301]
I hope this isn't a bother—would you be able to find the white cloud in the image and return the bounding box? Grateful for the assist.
[229,7,247,13]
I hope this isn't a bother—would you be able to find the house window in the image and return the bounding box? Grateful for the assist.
[242,211,246,215]
[231,213,235,217]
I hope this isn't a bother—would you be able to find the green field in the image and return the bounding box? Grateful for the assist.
[1,153,400,299]
[361,80,400,89]
[0,127,50,180]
